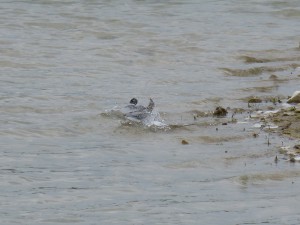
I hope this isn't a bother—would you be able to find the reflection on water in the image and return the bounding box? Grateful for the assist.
[1,0,300,224]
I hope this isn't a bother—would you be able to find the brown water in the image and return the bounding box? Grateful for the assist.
[1,0,300,224]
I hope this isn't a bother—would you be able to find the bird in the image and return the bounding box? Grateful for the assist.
[125,98,139,110]
[124,98,155,120]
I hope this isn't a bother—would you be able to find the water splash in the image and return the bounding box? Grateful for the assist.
[137,109,169,128]
[102,106,169,130]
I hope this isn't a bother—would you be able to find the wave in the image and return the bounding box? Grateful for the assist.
[240,55,300,64]
[220,64,299,77]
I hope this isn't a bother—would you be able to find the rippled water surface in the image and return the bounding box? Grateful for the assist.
[1,0,300,224]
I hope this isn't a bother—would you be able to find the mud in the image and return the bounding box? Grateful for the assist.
[261,105,300,139]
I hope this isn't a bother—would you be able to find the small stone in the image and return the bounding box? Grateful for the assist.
[181,140,189,145]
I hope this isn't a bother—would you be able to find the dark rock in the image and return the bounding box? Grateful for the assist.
[213,106,228,117]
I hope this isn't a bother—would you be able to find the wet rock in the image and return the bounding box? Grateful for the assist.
[294,145,300,154]
[294,144,300,150]
[181,139,189,145]
[287,91,300,104]
[213,106,228,117]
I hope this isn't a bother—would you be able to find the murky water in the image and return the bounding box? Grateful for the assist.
[1,0,300,224]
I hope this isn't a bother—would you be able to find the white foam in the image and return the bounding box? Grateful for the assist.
[294,156,300,161]
[140,109,169,128]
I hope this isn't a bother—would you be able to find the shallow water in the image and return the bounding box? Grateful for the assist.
[1,0,300,224]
